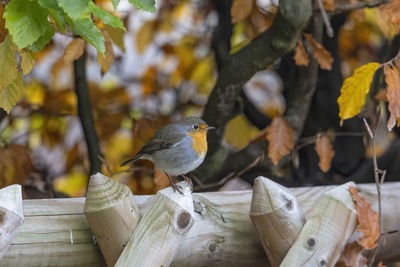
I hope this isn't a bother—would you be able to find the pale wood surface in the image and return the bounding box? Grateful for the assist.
[84,173,140,266]
[115,182,195,267]
[250,177,305,267]
[1,182,399,266]
[0,185,23,260]
[281,182,357,267]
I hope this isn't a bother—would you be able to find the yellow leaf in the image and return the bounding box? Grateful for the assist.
[23,80,45,105]
[304,33,333,70]
[384,64,400,131]
[0,35,18,89]
[104,24,125,52]
[97,31,114,75]
[190,55,215,94]
[314,133,335,172]
[231,0,253,23]
[265,117,294,165]
[294,39,309,66]
[21,49,35,75]
[54,170,87,197]
[224,115,260,150]
[337,62,380,124]
[136,20,155,53]
[0,74,23,112]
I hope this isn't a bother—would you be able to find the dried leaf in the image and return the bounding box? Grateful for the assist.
[304,33,333,70]
[265,117,294,165]
[322,0,335,11]
[375,89,388,101]
[294,39,309,66]
[97,31,114,75]
[136,20,156,53]
[349,186,380,249]
[314,133,335,172]
[231,0,253,23]
[384,64,400,131]
[63,38,85,63]
[387,0,400,28]
[0,5,8,43]
[377,262,386,267]
[337,62,380,124]
[336,242,367,267]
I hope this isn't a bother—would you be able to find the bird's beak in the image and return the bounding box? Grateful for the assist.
[206,126,216,130]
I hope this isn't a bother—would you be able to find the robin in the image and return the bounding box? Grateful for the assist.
[120,117,214,193]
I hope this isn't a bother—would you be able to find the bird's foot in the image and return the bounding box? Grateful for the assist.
[181,175,193,192]
[171,182,184,195]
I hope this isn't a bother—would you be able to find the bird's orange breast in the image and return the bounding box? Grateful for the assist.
[187,131,207,156]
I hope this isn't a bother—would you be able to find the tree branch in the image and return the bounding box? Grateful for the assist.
[198,0,312,184]
[73,50,102,176]
[334,0,389,12]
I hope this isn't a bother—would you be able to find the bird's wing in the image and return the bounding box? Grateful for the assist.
[137,124,185,155]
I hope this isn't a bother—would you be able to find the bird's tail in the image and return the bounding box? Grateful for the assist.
[120,154,142,167]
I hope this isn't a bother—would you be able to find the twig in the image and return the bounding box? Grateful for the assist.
[335,0,389,12]
[363,115,384,267]
[295,132,365,150]
[193,155,262,192]
[316,0,334,38]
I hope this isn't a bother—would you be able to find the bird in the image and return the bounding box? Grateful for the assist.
[120,117,214,193]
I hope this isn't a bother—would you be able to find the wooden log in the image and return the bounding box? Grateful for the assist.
[250,177,305,267]
[0,185,23,260]
[84,172,141,266]
[2,181,400,266]
[115,181,195,267]
[281,182,357,267]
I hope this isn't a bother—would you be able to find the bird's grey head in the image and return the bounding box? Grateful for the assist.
[179,116,215,133]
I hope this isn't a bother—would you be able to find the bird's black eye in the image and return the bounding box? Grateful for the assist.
[192,124,199,129]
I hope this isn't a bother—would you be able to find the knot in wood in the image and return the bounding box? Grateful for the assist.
[305,237,316,250]
[319,259,327,266]
[0,210,5,225]
[177,211,191,229]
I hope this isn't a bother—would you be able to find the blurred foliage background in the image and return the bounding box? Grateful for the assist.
[0,0,399,198]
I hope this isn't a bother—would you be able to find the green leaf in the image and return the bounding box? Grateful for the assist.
[37,0,67,33]
[29,26,55,52]
[0,74,23,113]
[0,35,18,89]
[67,17,105,54]
[111,0,120,9]
[89,2,125,31]
[4,0,54,49]
[128,0,156,13]
[57,0,91,19]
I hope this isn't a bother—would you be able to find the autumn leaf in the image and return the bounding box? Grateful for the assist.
[322,0,335,11]
[377,262,386,267]
[136,20,156,53]
[337,62,380,124]
[336,242,367,267]
[294,39,309,66]
[314,133,335,172]
[384,64,400,131]
[63,38,86,63]
[349,186,380,249]
[265,117,294,165]
[97,31,114,74]
[386,0,400,28]
[20,49,35,75]
[0,5,8,43]
[304,33,333,70]
[231,0,253,23]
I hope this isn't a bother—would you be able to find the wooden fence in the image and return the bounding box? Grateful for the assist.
[0,173,399,266]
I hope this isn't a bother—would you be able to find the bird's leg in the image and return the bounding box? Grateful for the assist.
[180,174,193,192]
[165,173,183,194]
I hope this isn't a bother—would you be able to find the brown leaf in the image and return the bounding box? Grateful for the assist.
[387,0,400,28]
[304,33,333,70]
[322,0,335,11]
[63,38,85,63]
[0,144,32,187]
[375,89,388,101]
[97,31,114,75]
[384,64,400,130]
[265,117,294,165]
[349,186,380,249]
[314,133,335,172]
[377,262,386,267]
[336,242,367,267]
[294,39,309,66]
[136,20,156,53]
[231,0,254,23]
[0,5,7,43]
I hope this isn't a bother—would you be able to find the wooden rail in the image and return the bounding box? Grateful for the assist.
[1,182,400,266]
